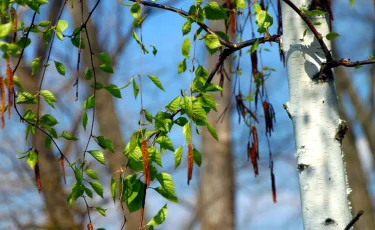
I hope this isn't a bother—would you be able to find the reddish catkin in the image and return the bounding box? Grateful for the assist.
[87,222,94,230]
[248,126,259,176]
[0,77,4,128]
[10,8,17,42]
[141,139,150,186]
[187,143,193,185]
[34,149,42,193]
[6,57,14,118]
[60,155,66,184]
[226,0,236,36]
[270,161,277,203]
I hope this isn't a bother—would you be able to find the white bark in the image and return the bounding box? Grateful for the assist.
[281,1,352,229]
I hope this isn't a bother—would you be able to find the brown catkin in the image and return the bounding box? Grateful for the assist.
[141,139,150,186]
[187,143,193,185]
[6,58,13,118]
[0,77,4,128]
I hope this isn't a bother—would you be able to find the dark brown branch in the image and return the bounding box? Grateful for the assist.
[344,210,364,230]
[282,0,332,61]
[328,58,375,68]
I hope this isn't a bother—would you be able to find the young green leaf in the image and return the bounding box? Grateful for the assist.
[26,150,38,169]
[184,96,193,118]
[85,67,93,80]
[56,20,68,32]
[31,57,41,75]
[193,148,202,166]
[82,111,88,131]
[95,136,115,153]
[83,95,95,109]
[326,32,340,40]
[96,206,107,216]
[183,122,191,142]
[132,79,139,99]
[182,37,190,58]
[236,0,246,8]
[99,64,114,74]
[39,114,58,127]
[38,20,51,27]
[39,90,56,108]
[147,204,168,226]
[166,96,181,113]
[89,181,104,198]
[85,187,93,198]
[204,34,221,54]
[205,122,218,140]
[174,146,183,169]
[87,150,106,165]
[156,136,175,152]
[204,1,228,20]
[182,19,192,35]
[97,52,112,65]
[61,131,78,141]
[105,84,121,98]
[130,2,141,19]
[147,75,165,91]
[54,61,65,76]
[178,58,187,74]
[85,169,99,180]
[201,92,217,111]
[111,176,116,203]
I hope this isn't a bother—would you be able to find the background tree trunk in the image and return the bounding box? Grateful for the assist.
[198,1,235,228]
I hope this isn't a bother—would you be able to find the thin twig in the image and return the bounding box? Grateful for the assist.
[344,210,364,230]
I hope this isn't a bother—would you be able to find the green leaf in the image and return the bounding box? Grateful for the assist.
[40,114,58,127]
[96,136,115,153]
[192,101,207,121]
[39,90,56,108]
[306,9,326,17]
[61,131,78,141]
[97,52,112,65]
[31,57,41,75]
[148,146,162,167]
[156,136,174,152]
[150,45,157,56]
[17,92,37,104]
[96,206,106,216]
[166,96,181,113]
[193,148,202,166]
[183,122,191,142]
[204,1,228,20]
[182,19,192,35]
[43,28,52,43]
[56,20,68,33]
[236,0,246,8]
[105,84,121,98]
[111,176,116,203]
[147,75,165,91]
[85,67,92,80]
[85,187,93,198]
[99,64,114,74]
[38,20,51,27]
[178,58,187,74]
[89,181,104,198]
[326,32,340,41]
[196,65,208,80]
[250,39,259,53]
[17,37,31,49]
[83,95,95,109]
[205,122,218,140]
[174,117,188,126]
[26,150,38,169]
[82,111,88,131]
[143,109,153,123]
[201,92,217,111]
[75,167,83,184]
[174,146,183,169]
[87,150,106,165]
[54,61,65,76]
[130,3,141,19]
[45,136,52,149]
[35,0,49,4]
[204,34,221,54]
[84,169,99,180]
[0,23,12,38]
[184,96,193,118]
[127,179,144,212]
[147,204,167,226]
[182,37,190,58]
[132,79,139,99]
[349,0,356,7]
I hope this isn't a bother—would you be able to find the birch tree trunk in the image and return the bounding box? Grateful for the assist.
[281,1,351,229]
